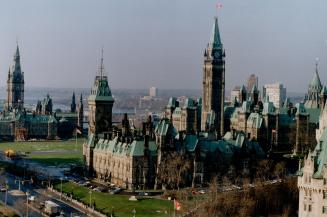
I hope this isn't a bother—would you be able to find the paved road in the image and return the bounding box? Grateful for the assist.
[1,173,87,217]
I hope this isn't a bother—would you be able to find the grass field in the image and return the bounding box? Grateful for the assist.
[0,139,85,166]
[0,139,84,152]
[54,182,173,217]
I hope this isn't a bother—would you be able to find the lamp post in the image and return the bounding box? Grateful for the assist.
[60,177,63,200]
[26,191,30,217]
[4,180,8,207]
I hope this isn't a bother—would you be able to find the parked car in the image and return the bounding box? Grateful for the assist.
[110,187,122,194]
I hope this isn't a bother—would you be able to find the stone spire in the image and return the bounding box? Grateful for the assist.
[12,45,21,74]
[6,45,25,111]
[310,61,322,89]
[71,92,76,113]
[209,17,222,50]
[304,61,323,108]
[207,16,224,59]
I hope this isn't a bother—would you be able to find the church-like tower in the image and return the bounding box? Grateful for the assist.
[201,17,225,138]
[304,62,323,109]
[87,50,114,138]
[7,45,25,110]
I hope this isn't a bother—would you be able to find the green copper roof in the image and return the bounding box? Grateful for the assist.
[240,85,246,93]
[295,103,308,116]
[88,77,114,102]
[183,98,195,109]
[93,137,157,157]
[312,128,327,179]
[209,17,222,49]
[306,108,320,124]
[321,86,327,95]
[251,84,258,93]
[310,68,322,88]
[167,97,177,108]
[15,45,20,59]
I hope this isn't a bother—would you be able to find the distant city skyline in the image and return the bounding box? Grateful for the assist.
[0,0,326,91]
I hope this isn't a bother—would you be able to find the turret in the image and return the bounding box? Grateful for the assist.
[6,45,25,111]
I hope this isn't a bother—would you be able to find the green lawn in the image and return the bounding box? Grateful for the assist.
[0,139,85,166]
[54,182,173,217]
[0,139,85,152]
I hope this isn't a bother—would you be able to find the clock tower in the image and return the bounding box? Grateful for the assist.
[87,50,114,138]
[7,45,25,111]
[201,16,225,138]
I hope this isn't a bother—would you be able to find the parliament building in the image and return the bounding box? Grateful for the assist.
[0,46,83,141]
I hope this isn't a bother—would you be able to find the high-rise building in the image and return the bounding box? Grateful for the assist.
[247,74,258,93]
[263,82,286,109]
[6,45,24,111]
[201,16,225,138]
[149,87,158,98]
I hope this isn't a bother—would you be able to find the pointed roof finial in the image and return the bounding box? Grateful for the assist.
[15,44,20,59]
[315,57,319,73]
[311,58,322,88]
[99,47,105,80]
[209,16,222,49]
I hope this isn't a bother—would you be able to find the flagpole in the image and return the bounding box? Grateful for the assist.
[174,202,176,217]
[173,199,176,217]
[75,129,77,151]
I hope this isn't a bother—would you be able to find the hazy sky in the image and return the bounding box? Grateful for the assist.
[0,0,326,92]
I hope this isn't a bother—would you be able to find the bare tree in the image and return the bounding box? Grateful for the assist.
[157,152,191,190]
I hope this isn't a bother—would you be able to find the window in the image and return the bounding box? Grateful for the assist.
[324,178,327,185]
[324,191,327,199]
[323,206,327,214]
[304,204,306,211]
[309,205,312,212]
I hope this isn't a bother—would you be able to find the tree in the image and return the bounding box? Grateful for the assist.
[157,153,191,190]
[274,161,286,179]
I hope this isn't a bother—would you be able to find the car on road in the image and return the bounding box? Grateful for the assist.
[0,186,6,192]
[28,195,36,202]
[110,187,122,194]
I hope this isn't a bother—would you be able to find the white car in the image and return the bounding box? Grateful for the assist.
[28,195,35,202]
